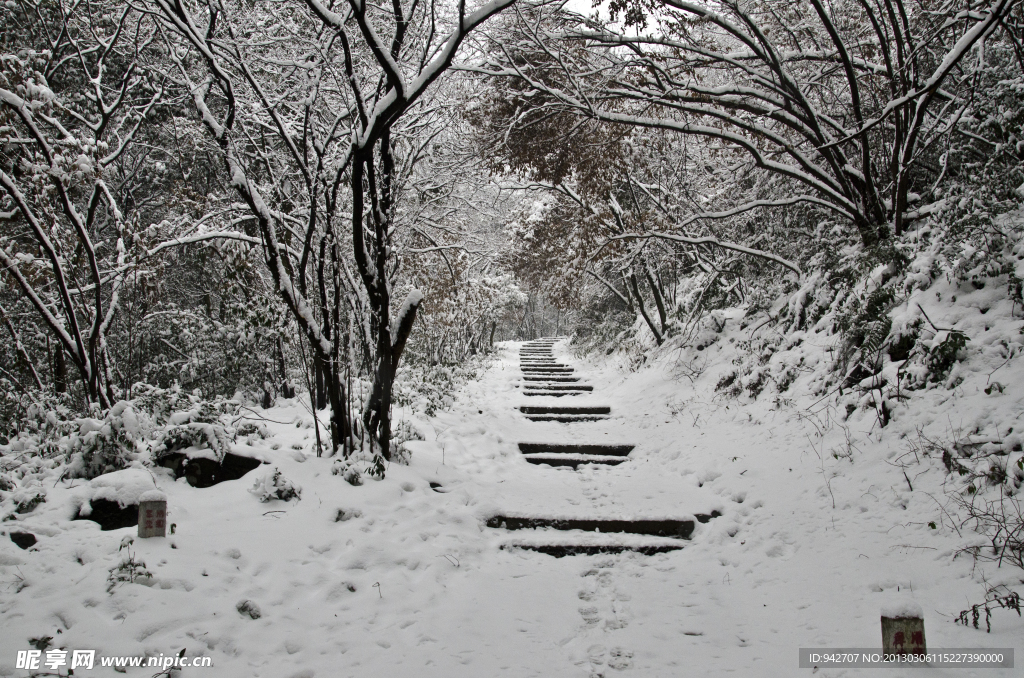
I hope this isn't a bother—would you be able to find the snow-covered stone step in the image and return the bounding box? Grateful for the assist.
[522,384,593,391]
[503,543,683,557]
[518,442,634,455]
[499,534,685,557]
[522,377,576,382]
[522,375,580,382]
[522,453,627,468]
[485,514,719,538]
[521,366,573,372]
[520,376,577,383]
[520,406,610,415]
[522,390,580,397]
[525,414,609,422]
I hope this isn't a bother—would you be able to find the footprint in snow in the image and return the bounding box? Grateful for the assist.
[607,647,633,670]
[577,561,634,664]
[586,644,633,675]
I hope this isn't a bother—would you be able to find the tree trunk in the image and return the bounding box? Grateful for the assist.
[314,353,327,410]
[276,336,294,398]
[629,272,664,345]
[325,367,349,457]
[363,290,421,459]
[53,345,67,394]
[644,264,668,335]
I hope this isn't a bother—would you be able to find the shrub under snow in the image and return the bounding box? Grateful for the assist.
[248,468,301,502]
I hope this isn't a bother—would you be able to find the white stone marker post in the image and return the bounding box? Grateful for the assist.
[881,599,925,658]
[138,491,167,538]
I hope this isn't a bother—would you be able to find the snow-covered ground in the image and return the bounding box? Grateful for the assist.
[1,337,1022,677]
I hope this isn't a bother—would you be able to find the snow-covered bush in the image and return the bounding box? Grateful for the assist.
[65,402,145,479]
[715,333,785,399]
[248,468,301,502]
[132,384,239,426]
[389,419,422,464]
[331,462,364,489]
[107,537,152,592]
[330,446,387,483]
[12,488,46,514]
[900,429,1024,586]
[394,355,491,417]
[152,422,234,465]
[236,422,269,441]
[130,384,194,425]
[331,459,364,486]
[6,395,76,442]
[404,273,527,366]
[572,302,635,358]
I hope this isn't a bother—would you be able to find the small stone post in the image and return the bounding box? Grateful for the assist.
[138,491,167,538]
[881,599,925,658]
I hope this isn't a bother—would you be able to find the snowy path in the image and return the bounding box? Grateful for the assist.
[1,339,1021,677]
[405,339,1021,677]
[484,338,719,553]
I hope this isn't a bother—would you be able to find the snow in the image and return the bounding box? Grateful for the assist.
[881,598,924,620]
[1,337,1022,676]
[78,468,157,513]
[392,288,424,341]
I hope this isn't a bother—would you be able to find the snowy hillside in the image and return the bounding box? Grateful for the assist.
[1,332,1020,676]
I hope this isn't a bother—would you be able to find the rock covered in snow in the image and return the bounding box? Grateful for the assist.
[78,468,156,514]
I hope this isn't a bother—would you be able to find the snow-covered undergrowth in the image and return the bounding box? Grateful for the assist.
[0,328,1020,676]
[585,206,1024,637]
[394,350,497,417]
[4,210,1024,675]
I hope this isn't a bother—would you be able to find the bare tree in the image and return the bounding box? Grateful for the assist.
[150,0,517,456]
[476,0,1020,257]
[0,0,165,406]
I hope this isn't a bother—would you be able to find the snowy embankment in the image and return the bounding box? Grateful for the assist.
[1,332,1022,677]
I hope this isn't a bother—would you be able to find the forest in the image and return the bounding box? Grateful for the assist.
[1,0,1024,673]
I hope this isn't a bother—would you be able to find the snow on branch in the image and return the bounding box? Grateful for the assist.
[608,232,802,277]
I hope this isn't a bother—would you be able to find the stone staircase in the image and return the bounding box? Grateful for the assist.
[488,338,719,556]
[520,339,592,397]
